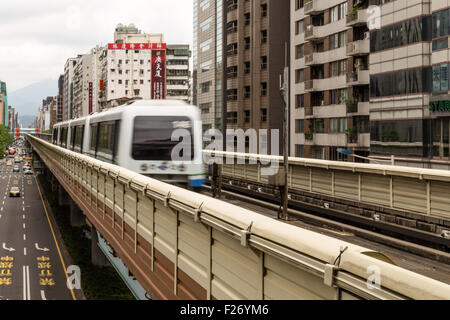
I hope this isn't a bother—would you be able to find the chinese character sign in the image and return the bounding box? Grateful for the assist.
[108,43,167,50]
[151,50,166,99]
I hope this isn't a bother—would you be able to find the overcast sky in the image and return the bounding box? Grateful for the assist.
[0,0,193,92]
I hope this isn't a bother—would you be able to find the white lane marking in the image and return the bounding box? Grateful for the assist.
[24,247,27,256]
[23,207,25,211]
[23,265,31,300]
[35,243,50,252]
[23,223,25,229]
[0,207,2,211]
[2,243,15,252]
[40,290,47,301]
[23,214,25,219]
[23,234,26,240]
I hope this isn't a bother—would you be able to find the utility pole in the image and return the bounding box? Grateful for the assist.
[280,42,289,220]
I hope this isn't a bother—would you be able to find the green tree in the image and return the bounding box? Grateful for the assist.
[0,125,14,159]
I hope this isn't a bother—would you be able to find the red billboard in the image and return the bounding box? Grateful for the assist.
[108,43,166,50]
[151,50,166,99]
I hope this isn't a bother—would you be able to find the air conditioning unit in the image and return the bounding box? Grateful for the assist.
[364,31,369,39]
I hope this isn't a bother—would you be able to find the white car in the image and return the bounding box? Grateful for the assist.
[24,169,33,175]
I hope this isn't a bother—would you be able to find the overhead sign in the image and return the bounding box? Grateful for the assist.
[107,43,166,50]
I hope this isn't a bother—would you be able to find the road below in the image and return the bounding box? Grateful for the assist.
[0,158,75,300]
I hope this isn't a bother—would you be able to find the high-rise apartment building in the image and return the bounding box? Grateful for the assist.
[291,0,370,161]
[166,44,191,101]
[193,0,224,132]
[57,75,64,123]
[0,81,7,126]
[223,0,290,153]
[63,57,80,121]
[73,54,96,118]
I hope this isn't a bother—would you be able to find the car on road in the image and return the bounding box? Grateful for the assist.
[9,187,20,197]
[14,158,21,163]
[13,166,20,172]
[23,165,30,171]
[24,169,33,175]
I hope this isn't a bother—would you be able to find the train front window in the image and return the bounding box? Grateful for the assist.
[132,116,194,161]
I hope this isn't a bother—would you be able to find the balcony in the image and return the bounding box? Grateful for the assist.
[346,39,370,56]
[346,8,369,27]
[346,69,369,85]
[305,53,315,66]
[304,80,315,91]
[304,0,324,15]
[304,25,326,41]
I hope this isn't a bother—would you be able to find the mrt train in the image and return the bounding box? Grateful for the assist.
[52,100,205,187]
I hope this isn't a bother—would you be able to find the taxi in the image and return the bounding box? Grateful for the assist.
[9,186,20,197]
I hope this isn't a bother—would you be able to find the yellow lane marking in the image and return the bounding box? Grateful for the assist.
[34,175,76,300]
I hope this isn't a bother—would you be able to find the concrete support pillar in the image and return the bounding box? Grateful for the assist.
[58,185,70,207]
[70,199,85,227]
[91,228,109,267]
[51,175,58,194]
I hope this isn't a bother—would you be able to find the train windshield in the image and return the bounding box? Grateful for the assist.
[132,116,194,161]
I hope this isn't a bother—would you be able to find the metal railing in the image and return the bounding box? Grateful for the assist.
[26,134,450,300]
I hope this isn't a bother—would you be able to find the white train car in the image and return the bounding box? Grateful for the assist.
[53,100,205,188]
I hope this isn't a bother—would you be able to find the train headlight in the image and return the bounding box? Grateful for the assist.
[178,164,186,172]
[170,164,177,170]
[140,164,148,171]
[150,164,156,170]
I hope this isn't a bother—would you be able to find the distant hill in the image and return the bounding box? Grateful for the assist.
[8,79,58,119]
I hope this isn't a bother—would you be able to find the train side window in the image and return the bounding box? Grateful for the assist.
[90,124,98,157]
[74,125,84,153]
[97,121,115,163]
[69,127,76,150]
[52,128,57,144]
[61,128,68,148]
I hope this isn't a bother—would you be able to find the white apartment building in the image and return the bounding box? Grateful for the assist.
[98,24,165,109]
[63,57,80,121]
[166,44,191,101]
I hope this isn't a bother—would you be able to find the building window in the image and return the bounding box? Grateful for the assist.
[200,103,211,114]
[227,43,238,55]
[244,86,251,99]
[295,0,304,10]
[245,37,251,50]
[295,119,304,133]
[200,81,211,93]
[295,20,304,35]
[227,89,238,101]
[295,44,304,59]
[227,111,238,124]
[261,108,267,122]
[313,118,324,133]
[329,118,348,133]
[261,56,267,70]
[261,4,267,17]
[227,0,238,11]
[227,66,238,78]
[226,20,238,33]
[261,30,267,43]
[261,82,267,96]
[244,61,251,74]
[296,94,304,108]
[245,13,250,25]
[244,110,250,123]
[295,145,304,157]
[295,69,304,83]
